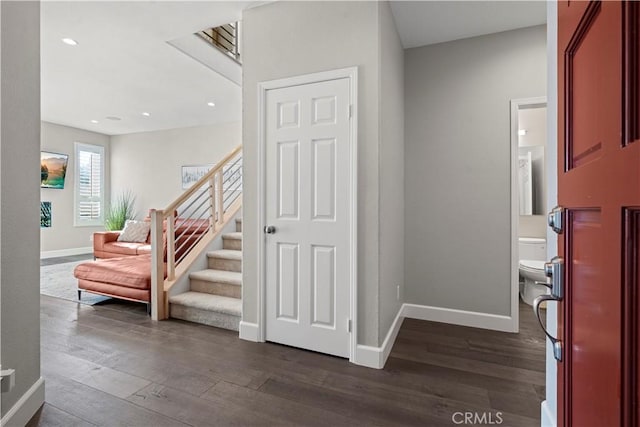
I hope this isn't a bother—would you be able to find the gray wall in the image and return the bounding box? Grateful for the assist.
[242,1,383,346]
[1,0,42,418]
[111,122,241,215]
[404,25,546,316]
[378,2,405,343]
[41,122,110,254]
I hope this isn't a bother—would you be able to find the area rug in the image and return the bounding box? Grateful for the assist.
[40,260,111,305]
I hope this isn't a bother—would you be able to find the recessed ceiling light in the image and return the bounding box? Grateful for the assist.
[106,116,122,121]
[90,120,99,124]
[207,102,216,107]
[62,38,78,46]
[142,112,151,117]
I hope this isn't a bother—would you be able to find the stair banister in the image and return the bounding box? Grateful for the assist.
[149,144,242,320]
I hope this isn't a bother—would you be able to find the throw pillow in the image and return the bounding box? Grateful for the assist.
[117,220,151,243]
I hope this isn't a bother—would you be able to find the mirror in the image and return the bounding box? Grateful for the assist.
[516,104,547,215]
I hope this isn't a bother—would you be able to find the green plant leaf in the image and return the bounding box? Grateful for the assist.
[104,191,137,230]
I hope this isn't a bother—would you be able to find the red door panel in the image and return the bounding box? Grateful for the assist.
[558,1,640,426]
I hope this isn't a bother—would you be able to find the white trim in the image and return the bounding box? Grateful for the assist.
[353,345,383,369]
[40,246,92,259]
[351,302,516,369]
[256,67,359,359]
[73,142,106,227]
[510,96,547,334]
[0,377,45,427]
[238,321,260,342]
[352,305,404,369]
[403,303,515,332]
[541,400,556,427]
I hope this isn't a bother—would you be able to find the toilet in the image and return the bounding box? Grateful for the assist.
[518,237,548,305]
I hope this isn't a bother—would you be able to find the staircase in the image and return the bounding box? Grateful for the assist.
[169,218,242,331]
[148,145,242,322]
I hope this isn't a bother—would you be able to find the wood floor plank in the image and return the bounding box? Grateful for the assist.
[31,295,545,426]
[201,380,356,427]
[258,375,444,426]
[25,403,96,427]
[390,343,546,385]
[127,383,277,426]
[42,373,189,427]
[42,349,151,399]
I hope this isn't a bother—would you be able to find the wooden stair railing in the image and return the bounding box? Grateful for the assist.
[150,145,242,320]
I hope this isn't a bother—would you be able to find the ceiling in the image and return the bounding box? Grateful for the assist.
[390,1,547,49]
[42,1,547,136]
[41,1,255,136]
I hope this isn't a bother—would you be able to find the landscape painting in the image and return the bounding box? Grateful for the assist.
[41,151,69,189]
[41,202,52,228]
[182,164,213,189]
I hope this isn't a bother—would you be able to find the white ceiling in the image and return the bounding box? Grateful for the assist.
[42,1,255,136]
[42,1,547,136]
[390,1,547,49]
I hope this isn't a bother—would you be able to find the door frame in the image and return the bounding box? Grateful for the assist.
[510,96,548,332]
[256,67,359,361]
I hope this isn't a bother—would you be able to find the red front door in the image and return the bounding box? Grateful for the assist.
[558,1,639,425]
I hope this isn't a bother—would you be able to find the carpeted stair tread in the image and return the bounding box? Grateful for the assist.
[189,269,241,285]
[222,232,242,241]
[169,292,241,316]
[207,249,242,261]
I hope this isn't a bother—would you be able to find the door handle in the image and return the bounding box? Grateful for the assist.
[264,225,276,234]
[533,294,562,361]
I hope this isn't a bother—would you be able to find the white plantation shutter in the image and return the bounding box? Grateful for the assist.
[75,143,105,226]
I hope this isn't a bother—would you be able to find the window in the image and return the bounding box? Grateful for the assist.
[74,142,105,226]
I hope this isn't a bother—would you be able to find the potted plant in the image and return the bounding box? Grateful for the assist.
[105,191,136,231]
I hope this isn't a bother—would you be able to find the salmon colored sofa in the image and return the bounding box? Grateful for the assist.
[93,216,210,260]
[74,255,156,312]
[77,216,210,312]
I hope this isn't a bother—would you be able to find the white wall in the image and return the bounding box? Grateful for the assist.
[1,1,44,422]
[543,2,558,425]
[40,121,110,254]
[110,122,241,216]
[242,1,383,346]
[378,1,405,344]
[404,25,547,317]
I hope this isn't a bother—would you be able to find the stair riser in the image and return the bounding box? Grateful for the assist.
[236,221,242,233]
[223,239,242,250]
[170,304,240,331]
[208,257,242,273]
[190,279,241,298]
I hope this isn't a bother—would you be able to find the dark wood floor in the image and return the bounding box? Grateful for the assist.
[29,294,545,427]
[40,253,93,266]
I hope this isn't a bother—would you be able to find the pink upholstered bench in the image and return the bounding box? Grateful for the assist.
[73,255,159,314]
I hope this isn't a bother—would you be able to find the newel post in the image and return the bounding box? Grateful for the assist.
[150,209,166,320]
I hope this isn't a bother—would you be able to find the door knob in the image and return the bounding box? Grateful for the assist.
[264,225,276,234]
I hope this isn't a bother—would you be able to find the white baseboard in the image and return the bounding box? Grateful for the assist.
[40,247,92,259]
[1,377,45,427]
[352,344,383,369]
[239,321,261,342]
[402,303,515,332]
[541,400,556,427]
[352,305,404,369]
[351,302,513,369]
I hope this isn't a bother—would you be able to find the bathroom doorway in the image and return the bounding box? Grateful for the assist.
[510,97,548,331]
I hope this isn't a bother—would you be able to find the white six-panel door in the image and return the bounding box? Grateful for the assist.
[265,77,351,358]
